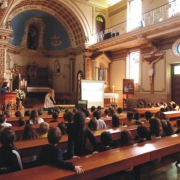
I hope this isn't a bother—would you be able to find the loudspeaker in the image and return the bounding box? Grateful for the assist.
[76,100,88,110]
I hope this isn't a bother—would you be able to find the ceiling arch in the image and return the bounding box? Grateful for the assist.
[7,0,87,47]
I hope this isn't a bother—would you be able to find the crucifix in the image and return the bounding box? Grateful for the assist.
[142,51,164,94]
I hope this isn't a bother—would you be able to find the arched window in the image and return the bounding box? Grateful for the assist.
[96,15,105,33]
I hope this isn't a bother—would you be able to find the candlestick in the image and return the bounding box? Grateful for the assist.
[10,73,12,78]
[19,73,21,79]
[4,73,5,78]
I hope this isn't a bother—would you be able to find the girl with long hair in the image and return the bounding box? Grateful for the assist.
[67,111,98,158]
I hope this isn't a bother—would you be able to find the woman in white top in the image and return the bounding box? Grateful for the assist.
[28,109,44,124]
[44,89,56,108]
[93,110,106,130]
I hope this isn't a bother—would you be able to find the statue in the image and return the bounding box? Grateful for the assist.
[99,68,103,80]
[143,51,164,85]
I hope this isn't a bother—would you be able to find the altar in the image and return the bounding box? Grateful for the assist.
[104,93,119,107]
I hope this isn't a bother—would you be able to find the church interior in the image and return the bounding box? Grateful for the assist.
[1,0,180,179]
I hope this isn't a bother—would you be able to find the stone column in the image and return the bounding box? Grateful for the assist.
[83,49,92,80]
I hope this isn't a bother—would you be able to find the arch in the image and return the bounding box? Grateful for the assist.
[4,0,92,47]
[96,15,105,33]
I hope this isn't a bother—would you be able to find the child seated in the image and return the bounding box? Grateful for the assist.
[175,119,180,134]
[50,112,59,122]
[100,131,112,152]
[0,114,12,127]
[0,127,23,174]
[126,111,142,125]
[64,111,73,134]
[116,107,123,117]
[57,122,67,135]
[39,122,49,138]
[38,127,84,174]
[136,125,149,143]
[18,117,26,126]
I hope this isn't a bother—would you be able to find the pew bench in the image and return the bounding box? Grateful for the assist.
[2,134,180,180]
[134,107,160,114]
[13,123,150,158]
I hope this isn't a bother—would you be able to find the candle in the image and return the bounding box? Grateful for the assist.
[10,73,12,78]
[21,80,23,87]
[4,73,5,78]
[19,73,21,79]
[25,80,27,87]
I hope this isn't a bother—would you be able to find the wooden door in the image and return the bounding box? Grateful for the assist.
[172,64,180,104]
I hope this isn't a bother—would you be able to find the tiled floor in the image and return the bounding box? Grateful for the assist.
[141,163,180,180]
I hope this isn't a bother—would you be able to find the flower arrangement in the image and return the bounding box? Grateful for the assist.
[15,89,26,99]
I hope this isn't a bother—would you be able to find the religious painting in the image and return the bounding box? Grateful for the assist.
[27,25,38,50]
[123,79,134,94]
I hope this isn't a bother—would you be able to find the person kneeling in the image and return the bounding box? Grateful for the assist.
[38,127,84,174]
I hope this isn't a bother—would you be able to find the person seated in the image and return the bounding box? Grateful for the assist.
[72,108,77,114]
[27,109,44,124]
[20,124,38,165]
[176,119,180,134]
[4,111,10,118]
[133,112,140,121]
[18,117,26,127]
[50,112,59,122]
[99,131,112,152]
[126,111,142,126]
[0,114,12,127]
[0,127,23,174]
[38,127,84,174]
[44,89,56,109]
[57,122,67,135]
[15,111,22,117]
[93,110,106,130]
[67,111,98,158]
[104,109,109,117]
[108,108,116,117]
[48,108,54,115]
[21,124,38,140]
[0,82,9,93]
[24,110,30,117]
[136,126,149,143]
[112,115,120,127]
[144,111,152,122]
[38,109,43,116]
[172,103,177,111]
[88,118,97,131]
[166,120,175,135]
[116,107,123,117]
[90,106,96,113]
[147,118,165,140]
[64,111,73,134]
[39,122,49,138]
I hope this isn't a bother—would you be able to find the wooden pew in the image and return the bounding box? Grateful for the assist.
[160,111,180,120]
[2,134,180,180]
[134,107,160,114]
[13,123,150,158]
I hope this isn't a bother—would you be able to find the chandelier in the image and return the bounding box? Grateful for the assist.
[0,0,8,9]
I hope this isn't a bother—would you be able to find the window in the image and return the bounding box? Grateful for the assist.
[129,51,140,83]
[174,65,180,75]
[128,0,142,31]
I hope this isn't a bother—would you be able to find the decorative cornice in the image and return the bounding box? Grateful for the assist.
[109,5,127,17]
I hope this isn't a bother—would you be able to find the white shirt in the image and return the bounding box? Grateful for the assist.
[29,118,44,124]
[96,119,107,130]
[1,122,12,127]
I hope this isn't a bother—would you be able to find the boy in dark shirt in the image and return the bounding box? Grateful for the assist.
[137,125,149,143]
[175,119,180,134]
[38,127,83,174]
[99,131,112,152]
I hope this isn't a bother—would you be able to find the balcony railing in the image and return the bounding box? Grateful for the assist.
[93,0,180,43]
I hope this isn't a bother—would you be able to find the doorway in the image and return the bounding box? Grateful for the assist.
[171,64,180,104]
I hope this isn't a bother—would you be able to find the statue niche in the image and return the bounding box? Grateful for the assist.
[27,25,38,50]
